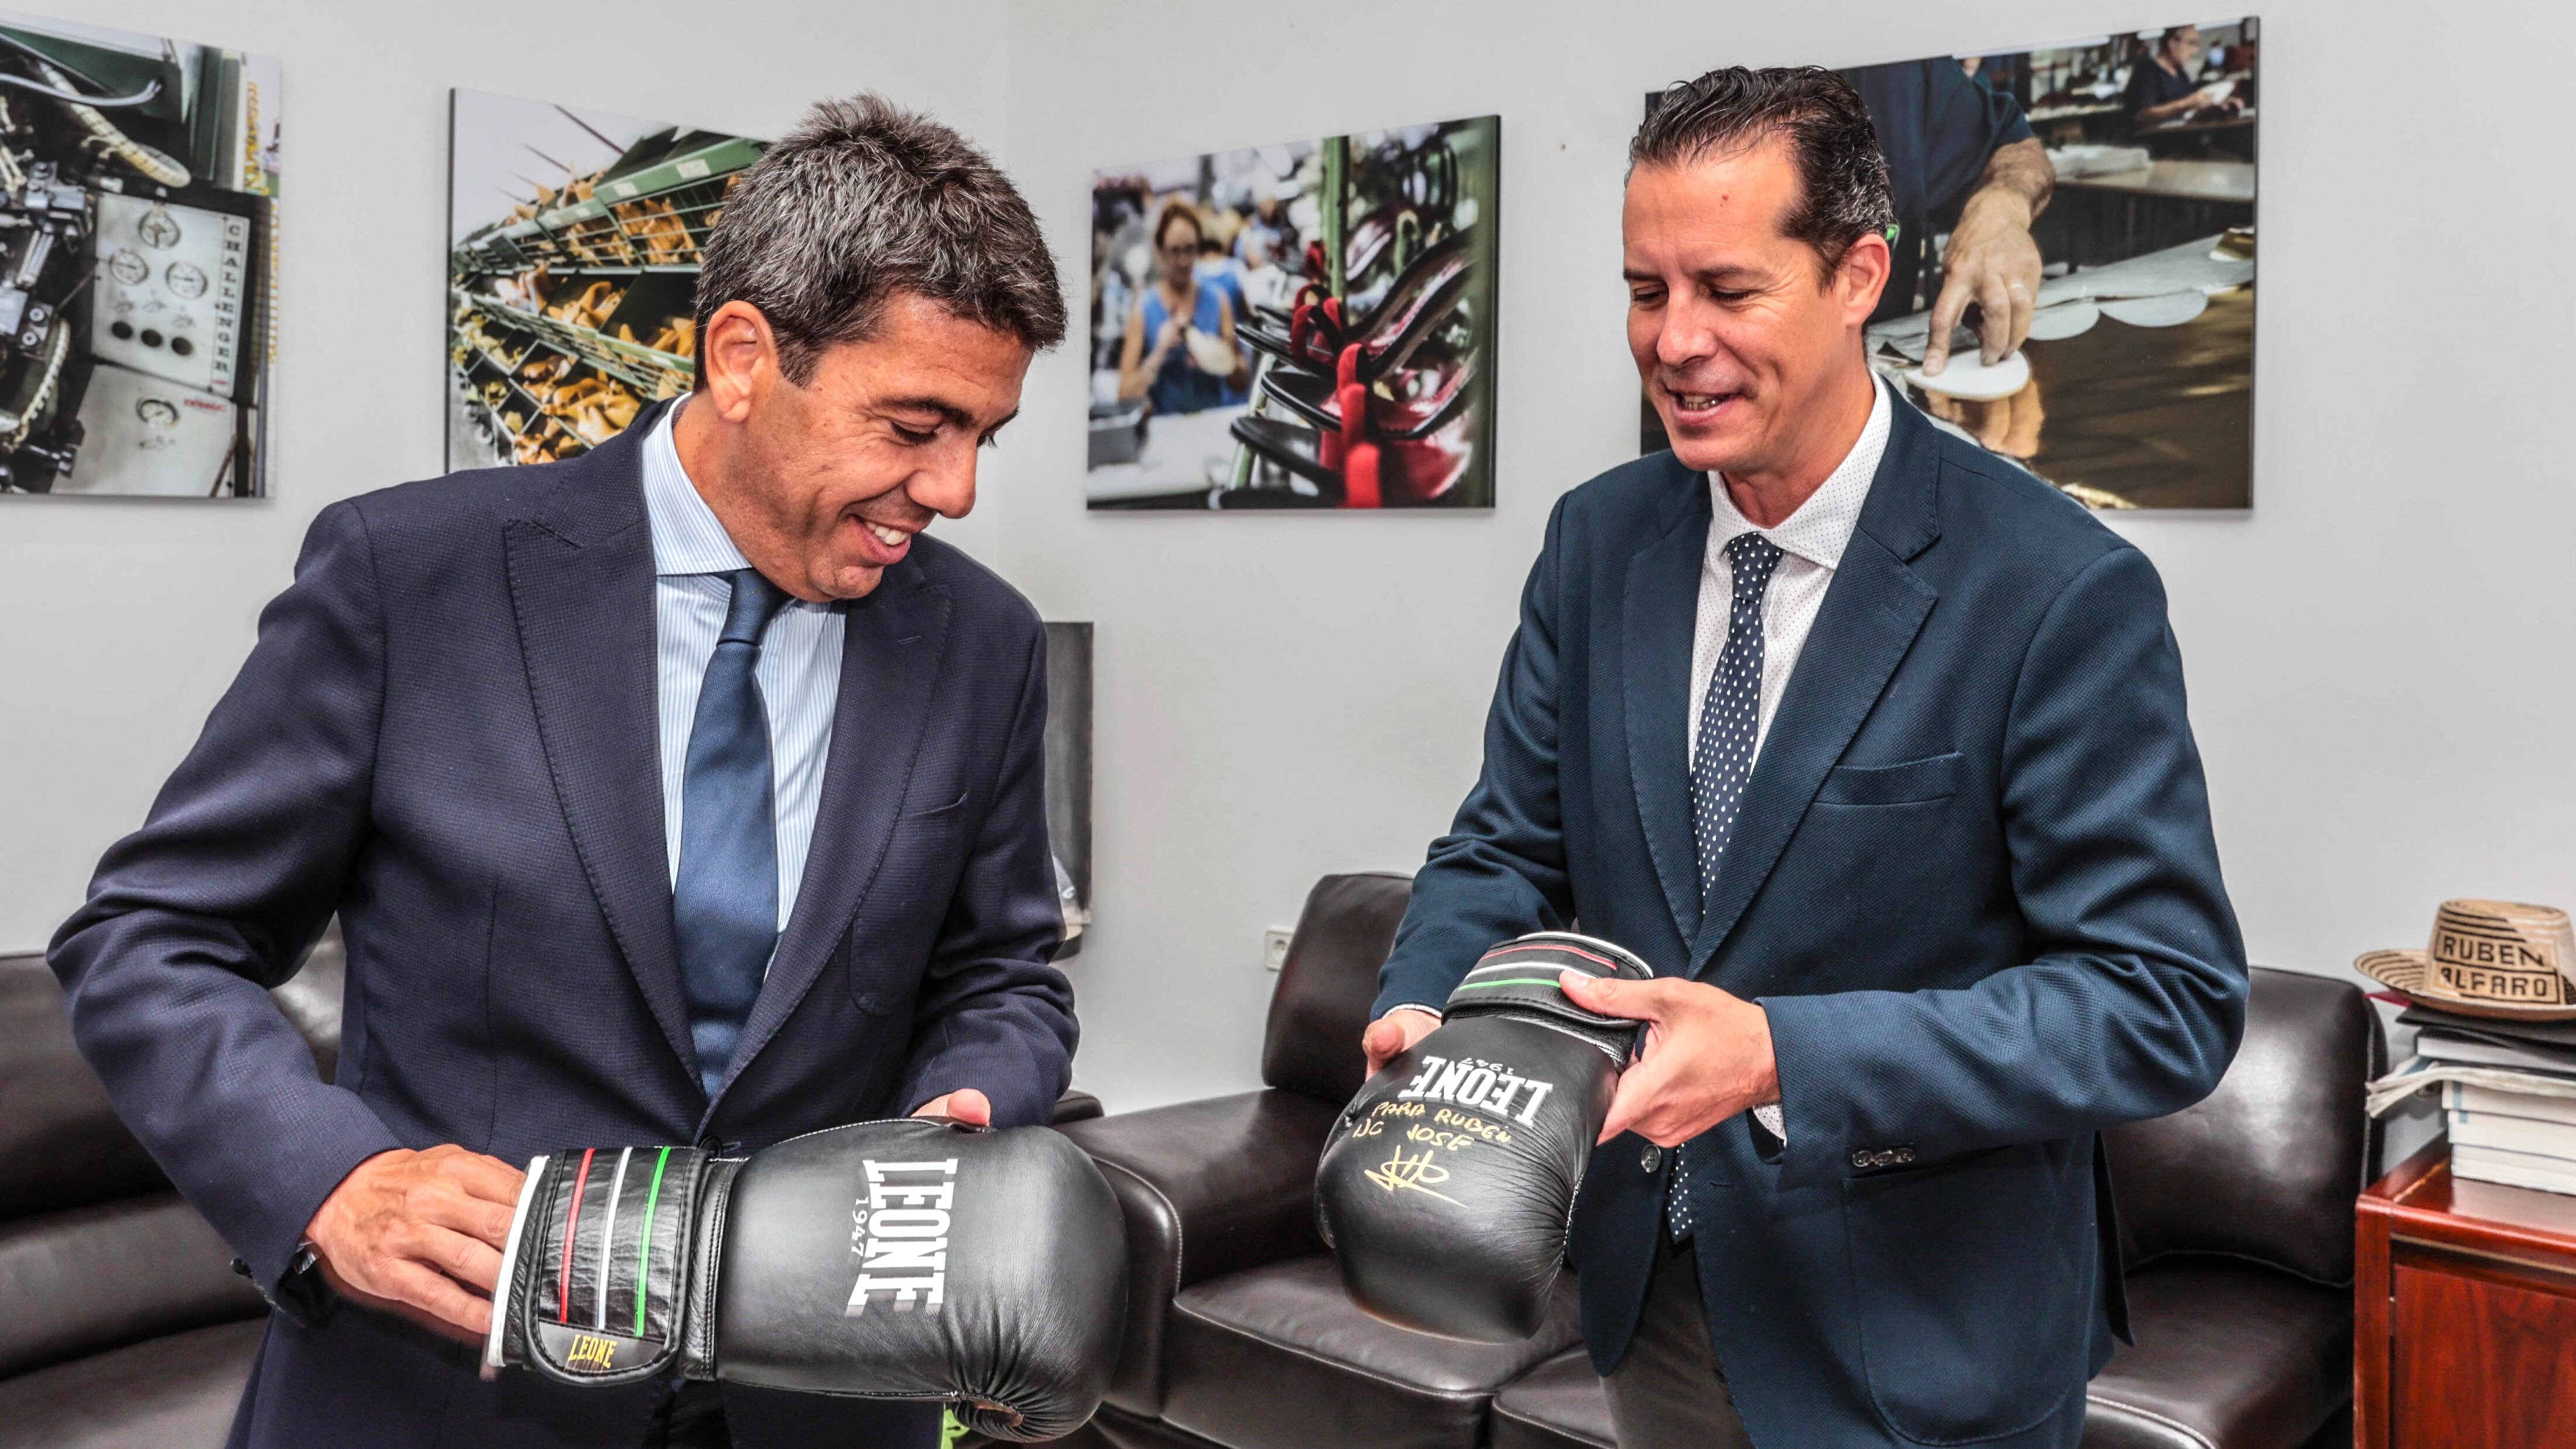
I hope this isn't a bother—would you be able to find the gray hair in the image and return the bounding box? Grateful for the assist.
[693,94,1066,385]
[1631,67,1897,280]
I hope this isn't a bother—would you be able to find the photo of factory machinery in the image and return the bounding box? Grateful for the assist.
[446,90,761,469]
[0,12,279,498]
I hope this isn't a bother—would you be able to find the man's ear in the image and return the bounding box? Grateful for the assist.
[1834,231,1893,326]
[697,300,780,423]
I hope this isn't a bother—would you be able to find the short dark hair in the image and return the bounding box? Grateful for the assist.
[1630,66,1897,280]
[694,94,1066,387]
[1152,198,1203,252]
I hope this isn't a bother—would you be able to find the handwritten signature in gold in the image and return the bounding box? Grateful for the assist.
[1362,1146,1460,1204]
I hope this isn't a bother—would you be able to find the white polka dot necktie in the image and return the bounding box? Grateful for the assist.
[1670,531,1782,1239]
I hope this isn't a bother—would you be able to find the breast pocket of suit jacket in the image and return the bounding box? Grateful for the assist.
[1840,1140,2092,1443]
[1800,752,1971,922]
[1812,751,1962,807]
[848,789,974,1013]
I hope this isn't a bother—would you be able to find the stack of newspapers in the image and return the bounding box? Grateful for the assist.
[2369,1011,2576,1194]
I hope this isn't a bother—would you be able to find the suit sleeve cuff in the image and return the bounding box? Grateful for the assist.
[1760,991,1877,1190]
[1369,976,1459,1022]
[900,1060,1064,1131]
[241,1099,406,1290]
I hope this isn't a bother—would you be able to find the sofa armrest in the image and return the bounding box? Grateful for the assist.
[1056,1088,1339,1416]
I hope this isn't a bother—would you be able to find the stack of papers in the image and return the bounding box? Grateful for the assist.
[2371,1012,2576,1194]
[2047,145,2152,179]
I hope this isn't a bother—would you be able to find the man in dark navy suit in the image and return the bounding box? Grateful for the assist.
[1364,69,2246,1448]
[52,96,1072,1449]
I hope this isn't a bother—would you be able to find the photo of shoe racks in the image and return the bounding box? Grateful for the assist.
[1087,116,1498,510]
[445,90,762,470]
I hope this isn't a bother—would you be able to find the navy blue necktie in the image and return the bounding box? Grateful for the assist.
[674,568,791,1098]
[1671,531,1782,1238]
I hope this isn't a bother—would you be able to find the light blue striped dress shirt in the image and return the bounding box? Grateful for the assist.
[642,401,845,932]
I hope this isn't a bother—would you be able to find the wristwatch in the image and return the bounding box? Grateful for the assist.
[229,1239,334,1326]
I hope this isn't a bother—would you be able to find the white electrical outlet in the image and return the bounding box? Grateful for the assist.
[1262,928,1294,972]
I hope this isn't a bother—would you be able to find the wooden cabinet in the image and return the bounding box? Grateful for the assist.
[2356,1142,2576,1448]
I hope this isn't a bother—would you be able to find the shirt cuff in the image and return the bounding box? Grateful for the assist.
[1384,1003,1445,1022]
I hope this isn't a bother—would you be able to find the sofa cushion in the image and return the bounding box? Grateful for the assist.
[1039,1403,1227,1449]
[1483,1263,2349,1449]
[2081,1261,2348,1449]
[1490,1348,1614,1449]
[267,935,346,1085]
[1162,1253,1579,1449]
[1058,1090,1341,1417]
[0,956,166,1220]
[2104,967,2381,1286]
[0,1193,265,1379]
[2,943,345,1223]
[0,1317,262,1448]
[1261,873,1410,1107]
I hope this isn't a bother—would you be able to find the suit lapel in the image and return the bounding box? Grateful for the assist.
[1687,396,1946,975]
[503,410,700,1078]
[1623,458,1715,950]
[714,574,954,1099]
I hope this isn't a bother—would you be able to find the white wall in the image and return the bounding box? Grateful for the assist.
[0,0,1009,943]
[10,0,2564,1149]
[974,0,2576,1123]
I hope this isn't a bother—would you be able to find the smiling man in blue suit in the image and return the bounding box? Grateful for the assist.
[1362,69,2246,1448]
[52,97,1072,1449]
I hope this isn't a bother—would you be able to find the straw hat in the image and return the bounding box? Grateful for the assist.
[2356,899,2576,1021]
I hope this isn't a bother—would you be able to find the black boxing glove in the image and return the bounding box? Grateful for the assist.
[1316,931,1653,1342]
[482,1118,1125,1441]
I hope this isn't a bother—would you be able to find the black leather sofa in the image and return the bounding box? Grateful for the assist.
[1054,872,2383,1449]
[0,938,1102,1447]
[0,940,345,1447]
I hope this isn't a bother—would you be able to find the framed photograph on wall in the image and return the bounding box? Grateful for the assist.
[1643,20,2258,509]
[1088,115,1499,511]
[1044,622,1093,955]
[447,91,763,470]
[0,12,279,498]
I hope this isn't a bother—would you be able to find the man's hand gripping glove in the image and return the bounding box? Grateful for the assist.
[482,1118,1126,1441]
[1316,931,1653,1342]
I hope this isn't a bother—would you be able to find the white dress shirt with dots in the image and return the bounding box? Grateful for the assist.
[1687,373,1892,768]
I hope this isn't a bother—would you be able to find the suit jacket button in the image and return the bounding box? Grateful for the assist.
[1640,1145,1663,1174]
[1895,1147,1916,1164]
[1851,1150,1872,1169]
[1872,1150,1899,1167]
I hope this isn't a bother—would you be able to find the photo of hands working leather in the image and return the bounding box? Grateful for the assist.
[6,5,2562,1449]
[1642,20,2259,509]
